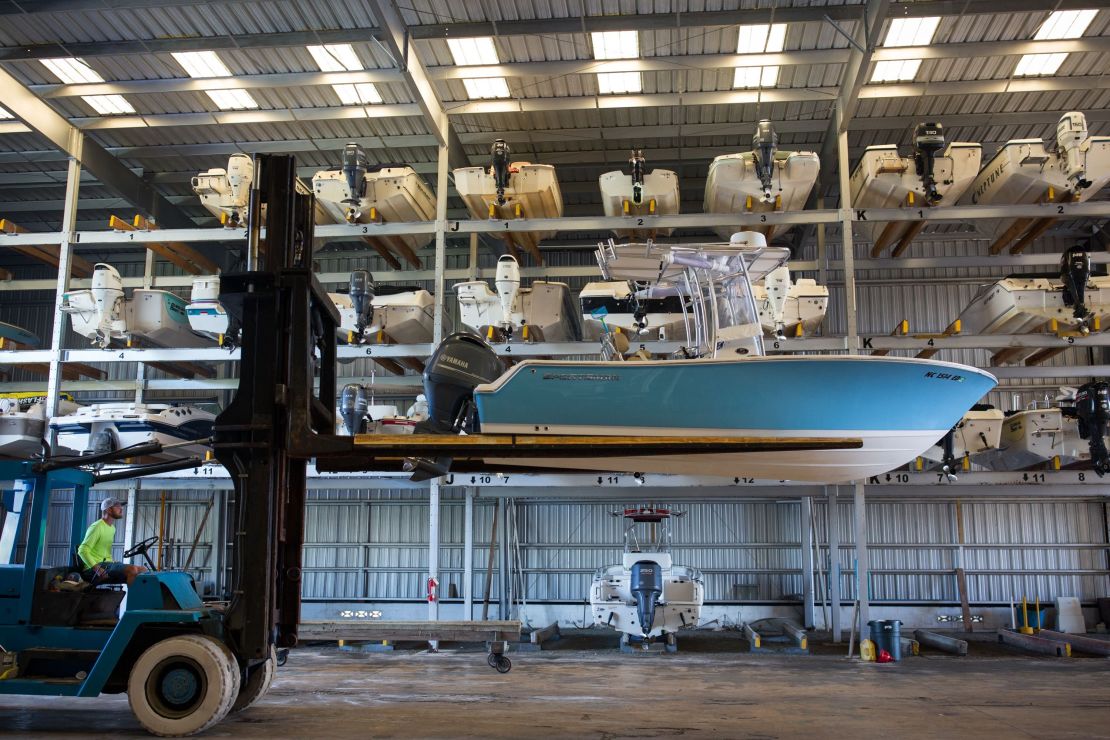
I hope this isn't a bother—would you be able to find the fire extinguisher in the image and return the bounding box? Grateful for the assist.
[427,577,438,603]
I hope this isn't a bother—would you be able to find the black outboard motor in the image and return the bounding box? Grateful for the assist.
[341,142,369,208]
[1074,381,1110,477]
[415,332,503,435]
[630,560,663,637]
[339,383,368,435]
[913,122,946,204]
[1060,245,1092,330]
[349,269,375,337]
[491,139,511,206]
[752,119,778,202]
[629,149,645,205]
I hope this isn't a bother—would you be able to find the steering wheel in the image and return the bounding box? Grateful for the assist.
[124,535,160,570]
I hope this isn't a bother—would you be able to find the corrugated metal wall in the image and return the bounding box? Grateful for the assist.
[18,490,1107,607]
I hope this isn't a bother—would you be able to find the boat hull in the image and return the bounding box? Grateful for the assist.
[976,408,1094,470]
[474,355,996,482]
[456,280,581,342]
[50,404,214,460]
[579,281,689,342]
[921,408,1005,465]
[753,278,829,337]
[65,289,208,348]
[590,556,703,640]
[453,163,563,262]
[598,169,680,237]
[703,151,819,240]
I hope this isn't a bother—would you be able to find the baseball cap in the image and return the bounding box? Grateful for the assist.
[100,497,126,512]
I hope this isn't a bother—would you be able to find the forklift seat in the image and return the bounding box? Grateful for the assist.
[31,567,124,627]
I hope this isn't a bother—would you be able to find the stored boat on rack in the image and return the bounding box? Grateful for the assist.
[920,405,1005,473]
[0,321,40,349]
[590,506,703,649]
[312,143,435,268]
[850,123,981,257]
[413,233,997,483]
[958,112,1110,254]
[453,139,562,263]
[703,120,819,241]
[62,263,209,349]
[192,153,255,227]
[50,403,214,460]
[598,150,680,238]
[337,384,428,436]
[0,394,78,459]
[579,279,689,342]
[455,255,581,342]
[330,270,440,345]
[753,265,828,338]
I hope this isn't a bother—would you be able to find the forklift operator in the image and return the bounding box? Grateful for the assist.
[78,497,147,586]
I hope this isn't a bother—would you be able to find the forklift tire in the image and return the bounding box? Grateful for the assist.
[231,645,276,713]
[128,634,241,737]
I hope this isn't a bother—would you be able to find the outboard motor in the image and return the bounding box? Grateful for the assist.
[494,255,521,336]
[752,119,778,203]
[763,265,791,340]
[1060,246,1092,331]
[491,139,511,206]
[224,153,254,224]
[1056,111,1092,192]
[630,560,663,637]
[416,333,503,435]
[90,263,125,348]
[339,383,369,435]
[349,269,375,337]
[341,143,369,219]
[913,122,946,204]
[1074,381,1110,477]
[629,149,645,205]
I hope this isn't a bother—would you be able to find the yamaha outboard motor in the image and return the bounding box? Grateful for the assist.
[629,149,645,205]
[416,333,503,435]
[913,122,945,204]
[1074,381,1110,477]
[752,119,778,202]
[1060,246,1092,330]
[630,560,663,636]
[341,142,369,211]
[349,269,375,337]
[339,383,369,435]
[491,139,511,206]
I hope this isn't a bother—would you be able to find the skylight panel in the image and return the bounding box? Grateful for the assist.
[882,17,941,47]
[41,58,136,115]
[307,44,363,72]
[172,51,259,110]
[870,59,922,82]
[596,71,642,94]
[1034,9,1098,40]
[0,106,12,120]
[83,94,135,115]
[732,23,788,88]
[462,77,511,99]
[446,37,500,66]
[591,31,639,60]
[333,83,383,105]
[1014,52,1068,76]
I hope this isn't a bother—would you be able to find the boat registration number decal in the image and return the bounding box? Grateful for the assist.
[542,373,620,382]
[924,371,965,382]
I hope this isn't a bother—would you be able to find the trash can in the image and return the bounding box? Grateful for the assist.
[868,619,902,661]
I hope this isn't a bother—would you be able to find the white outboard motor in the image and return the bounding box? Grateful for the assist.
[349,269,375,337]
[763,265,791,340]
[339,383,369,436]
[630,560,663,637]
[1074,381,1110,477]
[90,263,125,348]
[1060,246,1092,332]
[491,139,511,206]
[224,154,254,220]
[341,143,369,220]
[752,119,778,203]
[629,149,646,205]
[494,255,521,336]
[1057,111,1092,192]
[913,122,946,204]
[192,153,254,226]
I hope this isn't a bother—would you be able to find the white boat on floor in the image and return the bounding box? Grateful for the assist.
[455,255,581,342]
[598,151,680,238]
[920,406,1005,472]
[62,263,209,349]
[50,403,214,460]
[703,120,819,241]
[850,123,981,257]
[312,143,435,268]
[453,140,562,263]
[590,506,703,647]
[0,394,78,459]
[958,112,1110,253]
[579,280,690,342]
[753,265,828,338]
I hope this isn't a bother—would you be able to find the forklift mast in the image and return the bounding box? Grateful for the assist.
[212,155,349,661]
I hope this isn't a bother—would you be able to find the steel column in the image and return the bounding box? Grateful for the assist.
[44,151,82,434]
[498,498,510,620]
[854,482,871,630]
[432,138,448,345]
[800,496,816,629]
[464,488,475,620]
[827,486,842,642]
[428,479,440,643]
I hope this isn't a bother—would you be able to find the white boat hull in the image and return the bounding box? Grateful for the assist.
[456,280,580,342]
[598,169,680,237]
[850,143,981,254]
[0,411,44,459]
[50,404,215,460]
[333,290,440,344]
[579,280,690,342]
[703,150,819,240]
[65,289,208,348]
[753,278,829,337]
[921,408,1005,465]
[977,408,1094,470]
[590,553,704,640]
[453,163,563,262]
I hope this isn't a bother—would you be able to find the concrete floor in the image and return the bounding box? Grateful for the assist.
[3,632,1110,738]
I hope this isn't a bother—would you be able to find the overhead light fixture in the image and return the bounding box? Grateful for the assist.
[172,51,259,110]
[1014,10,1097,76]
[870,59,923,82]
[596,71,642,94]
[591,31,639,60]
[306,43,383,106]
[882,17,941,47]
[446,37,500,66]
[462,77,511,99]
[733,23,787,88]
[41,57,137,115]
[0,106,12,120]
